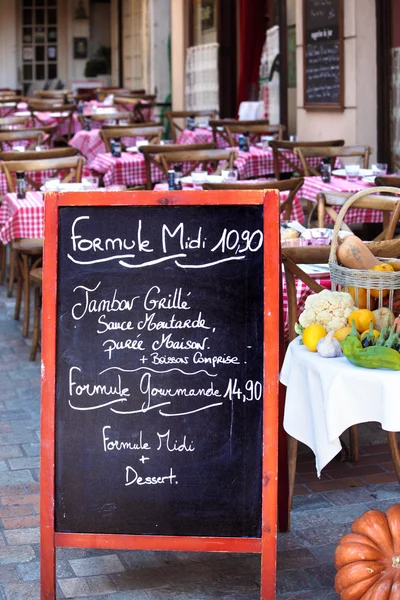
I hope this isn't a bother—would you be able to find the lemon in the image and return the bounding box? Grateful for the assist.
[333,327,353,342]
[348,309,375,333]
[302,324,327,352]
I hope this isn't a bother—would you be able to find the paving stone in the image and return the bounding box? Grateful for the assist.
[0,471,34,486]
[277,548,318,571]
[58,575,116,597]
[276,567,318,595]
[0,505,32,518]
[16,560,40,582]
[7,456,40,471]
[20,444,40,457]
[2,581,40,599]
[69,554,126,577]
[319,502,370,525]
[1,492,39,506]
[292,493,334,512]
[308,543,339,565]
[294,523,349,548]
[0,432,38,446]
[0,446,23,460]
[3,526,39,546]
[0,565,19,584]
[0,545,35,565]
[1,515,40,529]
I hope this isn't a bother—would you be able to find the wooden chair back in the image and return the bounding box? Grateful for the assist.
[0,116,30,129]
[1,156,85,193]
[0,98,23,117]
[114,95,157,123]
[0,129,45,151]
[294,145,371,176]
[157,148,237,186]
[0,147,78,162]
[165,110,218,141]
[34,90,71,100]
[77,112,133,128]
[202,177,304,220]
[139,142,216,189]
[99,125,164,152]
[316,188,400,241]
[375,176,400,187]
[268,139,345,179]
[27,102,77,140]
[224,122,286,146]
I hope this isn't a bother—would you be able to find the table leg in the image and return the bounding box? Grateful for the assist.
[387,431,400,483]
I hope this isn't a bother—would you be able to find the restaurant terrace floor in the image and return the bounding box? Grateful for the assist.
[0,281,397,600]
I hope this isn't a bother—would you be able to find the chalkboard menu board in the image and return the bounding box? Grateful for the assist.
[40,191,280,599]
[303,0,344,110]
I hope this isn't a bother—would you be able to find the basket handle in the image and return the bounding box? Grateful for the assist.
[329,186,400,264]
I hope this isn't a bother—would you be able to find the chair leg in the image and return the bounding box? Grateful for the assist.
[22,256,31,337]
[30,286,41,361]
[8,249,16,297]
[387,431,400,483]
[0,244,6,286]
[288,434,298,511]
[14,255,23,322]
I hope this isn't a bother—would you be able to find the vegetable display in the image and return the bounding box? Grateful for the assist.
[334,505,400,600]
[298,289,355,332]
[341,321,400,371]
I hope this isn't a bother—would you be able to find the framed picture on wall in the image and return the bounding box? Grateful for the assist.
[73,37,88,60]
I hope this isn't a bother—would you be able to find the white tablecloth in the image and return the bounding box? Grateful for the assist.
[280,338,400,476]
[238,101,265,120]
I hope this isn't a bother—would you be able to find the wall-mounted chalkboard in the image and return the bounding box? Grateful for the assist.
[303,0,344,110]
[40,190,280,600]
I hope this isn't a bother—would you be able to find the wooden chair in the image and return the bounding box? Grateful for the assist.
[294,145,371,177]
[0,97,24,117]
[114,95,156,123]
[1,156,85,336]
[27,102,77,140]
[202,177,304,220]
[139,142,223,189]
[165,110,218,142]
[77,112,134,128]
[268,139,345,179]
[0,147,79,162]
[0,116,30,129]
[156,147,237,184]
[0,129,45,151]
[99,125,164,152]
[375,176,400,188]
[224,122,286,147]
[282,233,400,520]
[316,188,400,239]
[29,266,42,361]
[34,89,71,101]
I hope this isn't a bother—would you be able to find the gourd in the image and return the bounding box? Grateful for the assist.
[337,235,380,270]
[335,505,400,599]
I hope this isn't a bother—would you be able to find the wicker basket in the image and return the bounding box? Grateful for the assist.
[329,186,400,311]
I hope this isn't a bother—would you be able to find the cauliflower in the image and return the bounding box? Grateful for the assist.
[298,289,354,332]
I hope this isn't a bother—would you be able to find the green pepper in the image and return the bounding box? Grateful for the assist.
[341,335,400,370]
[361,322,376,348]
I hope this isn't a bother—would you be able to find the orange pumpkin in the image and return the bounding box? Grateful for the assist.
[335,505,400,599]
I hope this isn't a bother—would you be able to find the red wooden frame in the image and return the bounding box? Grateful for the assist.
[40,189,280,599]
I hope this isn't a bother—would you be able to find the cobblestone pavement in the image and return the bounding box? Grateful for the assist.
[0,284,398,599]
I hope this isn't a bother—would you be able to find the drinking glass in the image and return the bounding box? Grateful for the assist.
[82,176,99,190]
[345,164,360,182]
[221,169,238,183]
[371,163,388,176]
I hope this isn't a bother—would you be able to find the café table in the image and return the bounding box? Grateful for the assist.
[177,128,228,149]
[89,151,164,187]
[0,191,44,244]
[300,175,382,225]
[281,337,400,476]
[69,130,142,164]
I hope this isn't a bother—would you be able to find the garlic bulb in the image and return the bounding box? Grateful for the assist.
[316,331,343,358]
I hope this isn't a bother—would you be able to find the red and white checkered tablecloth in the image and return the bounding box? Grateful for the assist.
[89,152,164,186]
[234,147,327,179]
[0,192,44,244]
[177,128,230,149]
[300,175,382,224]
[69,130,144,164]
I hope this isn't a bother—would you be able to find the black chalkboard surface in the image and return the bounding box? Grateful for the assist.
[54,204,264,538]
[303,0,344,109]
